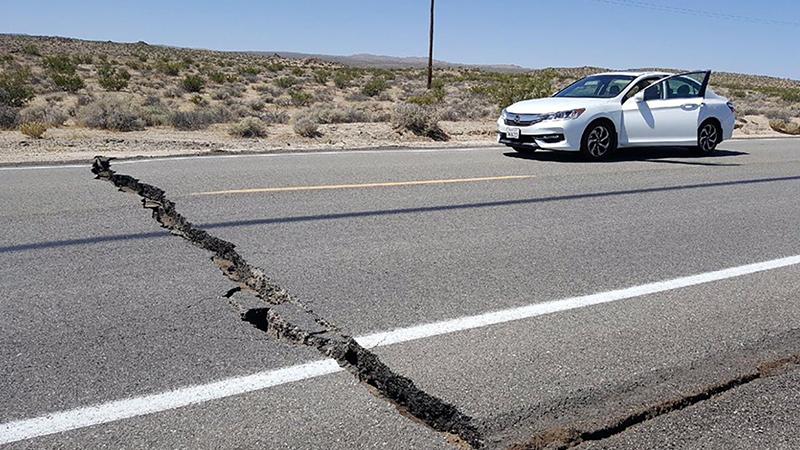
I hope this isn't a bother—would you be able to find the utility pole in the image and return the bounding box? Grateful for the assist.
[427,0,435,89]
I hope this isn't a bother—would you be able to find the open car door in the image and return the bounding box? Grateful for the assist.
[622,71,711,146]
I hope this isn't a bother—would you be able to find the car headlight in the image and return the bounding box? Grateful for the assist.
[500,108,508,120]
[543,108,585,121]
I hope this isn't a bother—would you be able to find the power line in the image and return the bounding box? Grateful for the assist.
[587,0,800,27]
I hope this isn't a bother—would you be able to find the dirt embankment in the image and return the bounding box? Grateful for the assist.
[0,121,496,164]
[2,116,797,165]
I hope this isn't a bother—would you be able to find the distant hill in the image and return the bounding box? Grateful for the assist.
[252,50,529,72]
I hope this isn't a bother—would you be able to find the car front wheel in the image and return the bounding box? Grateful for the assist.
[581,122,616,160]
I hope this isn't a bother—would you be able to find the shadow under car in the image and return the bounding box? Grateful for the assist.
[503,146,747,166]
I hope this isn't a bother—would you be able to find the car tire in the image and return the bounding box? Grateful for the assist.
[693,121,720,155]
[512,146,536,155]
[581,122,616,160]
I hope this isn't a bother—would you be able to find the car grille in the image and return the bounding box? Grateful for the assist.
[504,113,544,126]
[499,132,565,146]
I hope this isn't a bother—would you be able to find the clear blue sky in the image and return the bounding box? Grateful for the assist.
[2,0,799,79]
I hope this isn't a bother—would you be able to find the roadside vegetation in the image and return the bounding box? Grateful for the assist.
[711,76,800,123]
[229,116,267,138]
[19,121,47,138]
[1,34,799,142]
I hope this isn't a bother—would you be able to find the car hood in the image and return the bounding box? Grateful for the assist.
[506,97,610,114]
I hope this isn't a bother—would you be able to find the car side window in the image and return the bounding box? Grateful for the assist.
[665,76,701,99]
[624,77,660,102]
[643,82,663,101]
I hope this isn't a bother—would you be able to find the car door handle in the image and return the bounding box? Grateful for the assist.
[681,103,702,110]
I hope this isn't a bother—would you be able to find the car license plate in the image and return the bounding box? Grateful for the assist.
[506,127,520,139]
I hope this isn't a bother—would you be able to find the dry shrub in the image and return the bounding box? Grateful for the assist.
[740,106,763,116]
[220,100,251,120]
[21,44,40,56]
[138,95,170,126]
[275,76,299,89]
[19,122,47,139]
[345,91,370,102]
[0,67,35,107]
[155,60,181,76]
[181,74,205,93]
[310,106,387,124]
[77,95,145,131]
[316,106,369,124]
[361,77,388,97]
[249,100,264,112]
[163,86,182,98]
[255,84,280,96]
[43,55,85,93]
[314,89,333,103]
[260,108,290,124]
[438,100,495,121]
[229,116,267,138]
[0,106,20,130]
[189,95,208,106]
[97,64,131,91]
[391,103,448,141]
[406,80,445,105]
[19,102,68,126]
[764,108,792,121]
[289,89,313,106]
[169,107,230,131]
[140,105,170,126]
[293,113,320,137]
[274,96,292,107]
[207,71,226,84]
[333,71,353,88]
[313,69,330,84]
[471,73,553,107]
[210,84,245,100]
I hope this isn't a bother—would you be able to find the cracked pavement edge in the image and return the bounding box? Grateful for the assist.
[90,155,483,449]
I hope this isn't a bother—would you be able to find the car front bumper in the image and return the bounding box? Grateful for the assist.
[496,117,584,151]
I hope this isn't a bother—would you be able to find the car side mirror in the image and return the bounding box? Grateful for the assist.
[633,91,645,103]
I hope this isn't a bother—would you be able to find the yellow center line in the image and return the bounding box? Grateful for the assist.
[189,175,535,196]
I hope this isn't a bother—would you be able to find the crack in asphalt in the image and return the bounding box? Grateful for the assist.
[507,353,800,449]
[90,156,483,448]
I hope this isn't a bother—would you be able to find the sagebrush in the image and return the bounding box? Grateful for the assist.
[19,121,47,138]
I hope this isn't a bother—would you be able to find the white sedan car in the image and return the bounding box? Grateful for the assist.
[497,71,736,159]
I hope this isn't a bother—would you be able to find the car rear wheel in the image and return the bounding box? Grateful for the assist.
[694,121,720,154]
[581,122,616,160]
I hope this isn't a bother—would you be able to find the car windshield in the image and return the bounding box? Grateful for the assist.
[555,75,636,98]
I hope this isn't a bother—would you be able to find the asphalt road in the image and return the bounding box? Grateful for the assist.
[1,140,800,448]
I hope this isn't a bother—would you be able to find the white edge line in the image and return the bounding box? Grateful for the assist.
[2,254,800,444]
[0,360,343,444]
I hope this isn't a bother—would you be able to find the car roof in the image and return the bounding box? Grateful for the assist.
[593,71,674,78]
